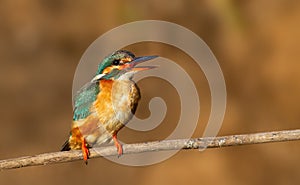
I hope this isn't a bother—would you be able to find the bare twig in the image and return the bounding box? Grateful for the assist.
[0,129,299,170]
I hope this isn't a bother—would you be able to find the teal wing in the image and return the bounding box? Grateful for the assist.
[73,81,100,121]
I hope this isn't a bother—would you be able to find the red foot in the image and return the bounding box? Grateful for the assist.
[81,138,90,165]
[112,134,123,157]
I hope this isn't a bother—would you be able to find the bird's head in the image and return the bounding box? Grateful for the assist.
[94,50,158,81]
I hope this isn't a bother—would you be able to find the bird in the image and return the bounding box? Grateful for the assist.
[61,50,158,164]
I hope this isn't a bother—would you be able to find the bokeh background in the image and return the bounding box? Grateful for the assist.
[0,0,300,185]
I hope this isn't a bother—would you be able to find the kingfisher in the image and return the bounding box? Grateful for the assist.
[61,50,158,164]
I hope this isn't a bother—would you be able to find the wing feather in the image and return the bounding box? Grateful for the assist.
[73,81,100,121]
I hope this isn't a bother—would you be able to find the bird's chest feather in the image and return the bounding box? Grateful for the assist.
[93,79,140,133]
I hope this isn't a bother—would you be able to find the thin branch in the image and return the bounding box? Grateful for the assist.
[1,129,300,170]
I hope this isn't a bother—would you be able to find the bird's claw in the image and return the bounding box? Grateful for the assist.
[81,138,90,165]
[112,134,123,157]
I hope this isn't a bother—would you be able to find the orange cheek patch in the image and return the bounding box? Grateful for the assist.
[102,66,113,74]
[102,66,123,74]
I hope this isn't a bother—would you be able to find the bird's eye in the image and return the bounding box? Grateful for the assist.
[112,59,120,65]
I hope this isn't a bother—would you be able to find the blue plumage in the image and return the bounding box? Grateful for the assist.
[73,81,99,121]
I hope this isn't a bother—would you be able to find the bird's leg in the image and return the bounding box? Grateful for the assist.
[81,137,90,165]
[112,134,123,157]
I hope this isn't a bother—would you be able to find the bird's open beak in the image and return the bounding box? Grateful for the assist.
[128,55,158,71]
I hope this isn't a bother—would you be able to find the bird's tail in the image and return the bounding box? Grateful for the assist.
[61,139,71,151]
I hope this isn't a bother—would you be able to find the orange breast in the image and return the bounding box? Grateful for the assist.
[69,79,140,148]
[94,79,115,127]
[94,79,140,134]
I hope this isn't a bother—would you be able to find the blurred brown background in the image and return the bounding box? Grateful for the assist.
[0,0,300,185]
